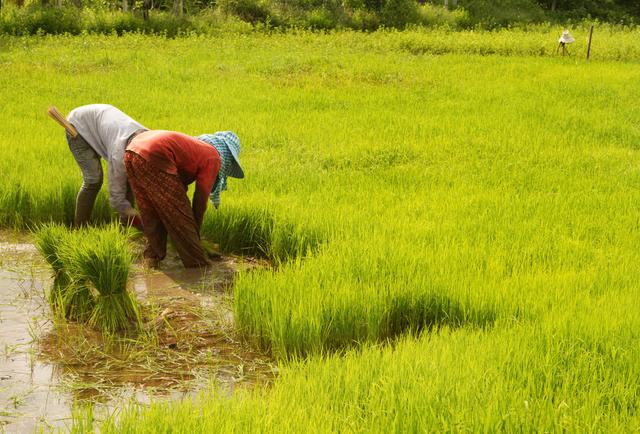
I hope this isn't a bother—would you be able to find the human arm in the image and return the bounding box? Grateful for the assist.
[192,185,209,233]
[192,157,220,232]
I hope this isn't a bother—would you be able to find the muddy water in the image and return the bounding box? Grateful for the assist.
[0,233,274,433]
[0,237,70,432]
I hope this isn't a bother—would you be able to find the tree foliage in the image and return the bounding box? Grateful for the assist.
[0,0,637,32]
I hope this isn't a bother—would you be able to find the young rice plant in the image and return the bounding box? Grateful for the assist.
[36,223,140,333]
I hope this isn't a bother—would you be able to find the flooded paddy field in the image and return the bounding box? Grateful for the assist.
[0,232,275,433]
[2,32,640,432]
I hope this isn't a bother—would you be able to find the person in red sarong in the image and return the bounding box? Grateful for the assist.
[124,130,243,268]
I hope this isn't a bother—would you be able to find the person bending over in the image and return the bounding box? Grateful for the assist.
[124,130,244,268]
[66,104,147,228]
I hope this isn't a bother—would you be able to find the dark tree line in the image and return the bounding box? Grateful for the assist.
[1,0,638,26]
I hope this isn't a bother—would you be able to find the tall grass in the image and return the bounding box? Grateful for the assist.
[235,239,497,358]
[81,322,640,432]
[0,5,197,37]
[202,205,325,262]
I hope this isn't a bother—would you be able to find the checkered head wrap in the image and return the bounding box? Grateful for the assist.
[197,132,244,209]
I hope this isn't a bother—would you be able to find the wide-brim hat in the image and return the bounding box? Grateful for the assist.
[559,31,575,44]
[198,131,244,179]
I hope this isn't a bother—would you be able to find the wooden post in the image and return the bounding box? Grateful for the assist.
[586,25,594,60]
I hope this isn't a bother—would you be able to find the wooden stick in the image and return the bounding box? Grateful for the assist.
[47,106,78,138]
[586,24,594,60]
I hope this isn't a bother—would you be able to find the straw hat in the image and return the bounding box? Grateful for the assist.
[558,30,575,44]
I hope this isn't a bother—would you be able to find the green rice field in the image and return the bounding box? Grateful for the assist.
[1,26,640,431]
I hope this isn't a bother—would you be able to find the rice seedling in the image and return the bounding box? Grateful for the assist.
[33,222,90,319]
[202,205,325,262]
[58,225,140,333]
[58,279,96,324]
[33,222,67,273]
[36,278,275,402]
[75,321,640,433]
[35,223,140,332]
[35,223,95,322]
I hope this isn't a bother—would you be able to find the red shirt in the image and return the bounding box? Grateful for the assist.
[128,130,221,196]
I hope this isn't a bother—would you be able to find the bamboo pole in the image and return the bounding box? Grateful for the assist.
[47,106,78,138]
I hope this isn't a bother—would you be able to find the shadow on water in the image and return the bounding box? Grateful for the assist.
[0,231,276,432]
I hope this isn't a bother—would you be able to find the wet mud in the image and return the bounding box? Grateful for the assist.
[0,232,275,433]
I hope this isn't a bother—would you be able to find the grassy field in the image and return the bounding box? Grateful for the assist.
[1,27,640,431]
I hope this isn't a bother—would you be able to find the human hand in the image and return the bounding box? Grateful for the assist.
[123,207,139,218]
[121,208,143,231]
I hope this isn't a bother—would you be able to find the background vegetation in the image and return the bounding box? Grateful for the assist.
[0,0,638,34]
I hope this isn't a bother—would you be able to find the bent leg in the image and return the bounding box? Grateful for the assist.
[66,132,103,226]
[124,152,167,261]
[146,172,209,268]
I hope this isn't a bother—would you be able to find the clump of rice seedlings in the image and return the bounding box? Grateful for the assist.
[34,222,90,319]
[59,280,95,323]
[34,222,67,273]
[202,205,325,262]
[35,223,95,322]
[60,225,141,333]
[35,223,140,333]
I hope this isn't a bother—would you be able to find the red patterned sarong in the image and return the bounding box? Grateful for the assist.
[124,151,208,268]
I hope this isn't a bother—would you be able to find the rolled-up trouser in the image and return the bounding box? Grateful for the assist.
[66,131,103,227]
[124,150,209,268]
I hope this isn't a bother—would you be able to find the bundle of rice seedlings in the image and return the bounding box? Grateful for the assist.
[35,223,95,321]
[60,280,95,323]
[61,225,141,333]
[34,223,67,273]
[35,223,72,309]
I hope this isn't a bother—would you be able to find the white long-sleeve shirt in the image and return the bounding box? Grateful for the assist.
[67,104,147,215]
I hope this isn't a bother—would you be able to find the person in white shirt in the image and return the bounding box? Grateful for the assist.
[66,104,147,228]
